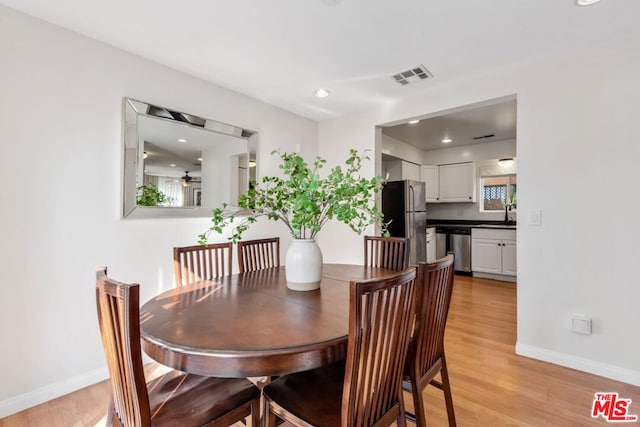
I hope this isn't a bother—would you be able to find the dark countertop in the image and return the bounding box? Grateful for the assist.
[427,219,516,230]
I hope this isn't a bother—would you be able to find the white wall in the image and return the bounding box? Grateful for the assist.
[201,141,248,208]
[317,113,380,265]
[319,32,640,385]
[0,6,317,416]
[380,133,426,163]
[426,200,512,222]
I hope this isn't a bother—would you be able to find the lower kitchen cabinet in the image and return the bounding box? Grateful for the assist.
[471,228,516,279]
[426,227,436,263]
[501,240,517,276]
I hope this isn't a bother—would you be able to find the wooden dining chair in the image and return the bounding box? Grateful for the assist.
[403,254,456,427]
[237,237,280,273]
[262,267,418,427]
[95,267,260,427]
[364,235,409,271]
[173,242,233,287]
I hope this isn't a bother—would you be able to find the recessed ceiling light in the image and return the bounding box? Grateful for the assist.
[249,160,256,168]
[441,137,452,144]
[177,138,188,143]
[143,151,148,159]
[576,0,601,5]
[313,88,331,98]
[197,157,203,162]
[170,164,176,167]
[408,120,420,124]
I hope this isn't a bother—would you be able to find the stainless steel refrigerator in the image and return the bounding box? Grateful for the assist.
[381,180,427,265]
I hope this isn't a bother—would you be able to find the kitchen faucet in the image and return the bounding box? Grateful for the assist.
[504,203,513,225]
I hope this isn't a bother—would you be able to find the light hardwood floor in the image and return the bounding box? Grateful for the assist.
[1,275,638,426]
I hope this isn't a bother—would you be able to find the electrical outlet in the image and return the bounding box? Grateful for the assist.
[571,314,592,335]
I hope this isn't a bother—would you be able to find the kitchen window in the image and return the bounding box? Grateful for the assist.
[480,175,517,212]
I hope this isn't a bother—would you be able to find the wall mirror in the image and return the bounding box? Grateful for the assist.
[123,98,257,218]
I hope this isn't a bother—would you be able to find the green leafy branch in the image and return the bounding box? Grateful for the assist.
[199,149,389,244]
[136,185,170,207]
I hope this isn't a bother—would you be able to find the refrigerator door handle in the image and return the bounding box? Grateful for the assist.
[404,211,415,239]
[408,184,415,212]
[408,183,415,238]
[411,211,415,238]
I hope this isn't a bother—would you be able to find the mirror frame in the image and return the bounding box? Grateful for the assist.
[122,97,257,218]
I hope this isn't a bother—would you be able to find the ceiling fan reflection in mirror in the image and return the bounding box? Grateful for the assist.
[182,171,192,187]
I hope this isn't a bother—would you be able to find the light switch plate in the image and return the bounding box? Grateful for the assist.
[528,209,542,226]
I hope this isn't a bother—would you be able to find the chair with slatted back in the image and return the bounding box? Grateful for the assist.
[364,235,409,271]
[95,267,260,427]
[237,237,280,273]
[262,267,418,427]
[173,242,233,287]
[403,254,456,427]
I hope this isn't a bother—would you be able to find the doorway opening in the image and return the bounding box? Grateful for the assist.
[374,94,518,283]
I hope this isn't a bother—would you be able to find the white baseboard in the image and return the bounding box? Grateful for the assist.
[0,367,109,419]
[516,342,640,386]
[472,271,517,282]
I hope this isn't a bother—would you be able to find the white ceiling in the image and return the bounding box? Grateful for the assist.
[382,98,517,151]
[1,0,638,121]
[139,115,234,178]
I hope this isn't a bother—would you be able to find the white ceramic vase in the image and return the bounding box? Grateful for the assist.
[285,239,323,291]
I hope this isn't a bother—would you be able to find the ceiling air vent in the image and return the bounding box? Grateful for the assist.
[472,133,495,140]
[391,65,433,85]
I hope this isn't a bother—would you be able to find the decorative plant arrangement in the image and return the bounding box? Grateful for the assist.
[199,149,388,244]
[508,192,517,209]
[199,149,388,291]
[136,185,170,207]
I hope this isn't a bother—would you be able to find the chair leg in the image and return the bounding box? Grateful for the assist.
[441,357,457,427]
[410,376,428,427]
[397,390,407,427]
[262,396,276,427]
[249,399,260,427]
[105,401,119,426]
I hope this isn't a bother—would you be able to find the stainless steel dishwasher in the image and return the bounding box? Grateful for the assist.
[435,226,471,272]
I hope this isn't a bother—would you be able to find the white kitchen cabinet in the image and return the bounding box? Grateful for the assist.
[426,227,436,263]
[404,162,421,181]
[501,240,517,276]
[420,165,439,202]
[471,238,502,274]
[384,160,420,181]
[439,162,476,202]
[471,228,516,278]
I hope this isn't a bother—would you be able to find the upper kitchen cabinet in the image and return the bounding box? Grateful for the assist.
[439,162,476,202]
[383,159,421,181]
[420,165,439,202]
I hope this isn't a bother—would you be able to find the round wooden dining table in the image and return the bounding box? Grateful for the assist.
[140,264,397,378]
